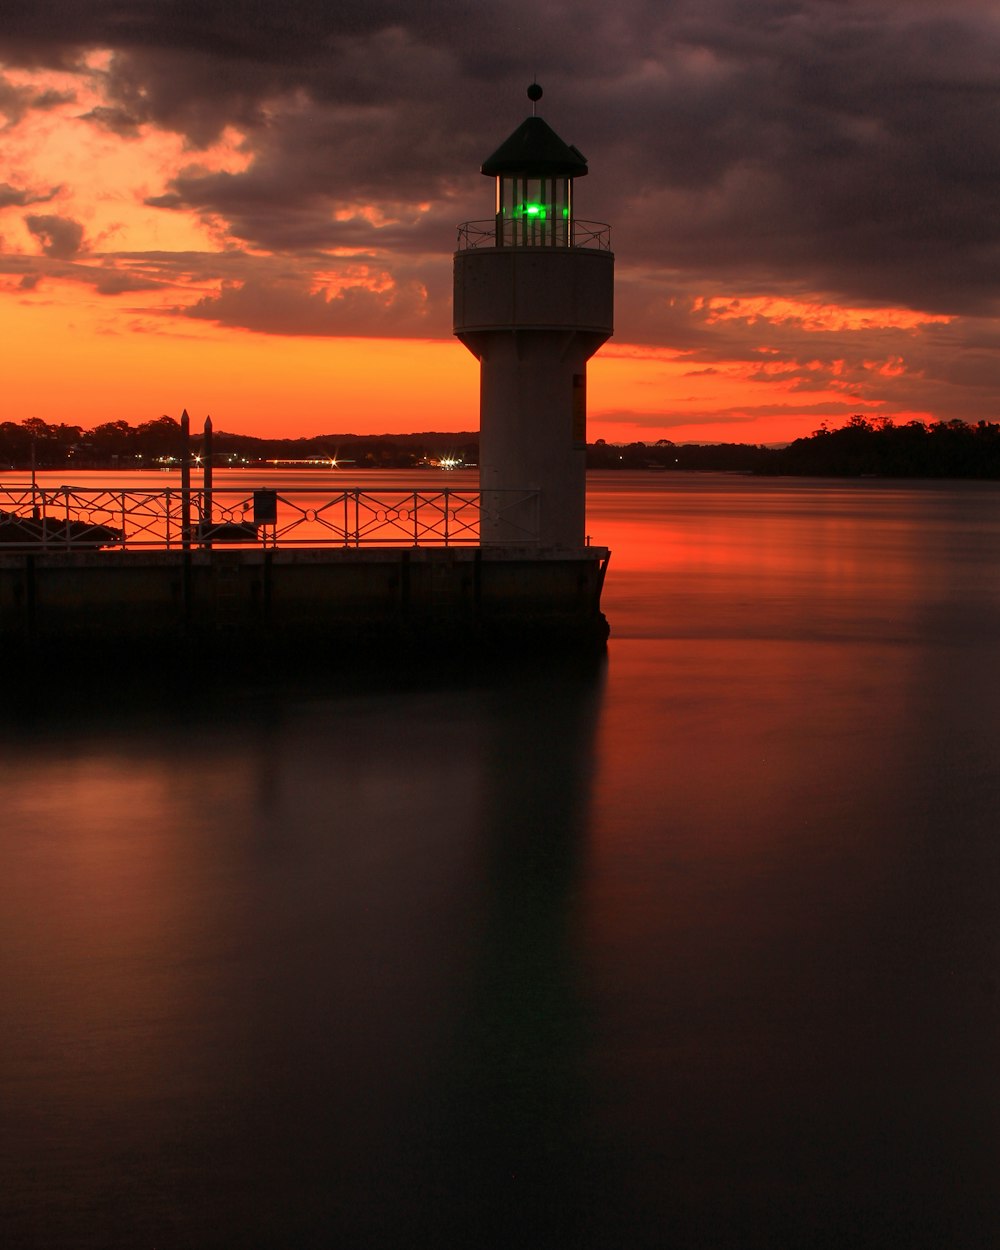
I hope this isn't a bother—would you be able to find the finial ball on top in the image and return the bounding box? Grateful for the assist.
[527,82,543,102]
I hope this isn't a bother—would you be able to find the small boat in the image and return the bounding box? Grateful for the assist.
[0,510,123,548]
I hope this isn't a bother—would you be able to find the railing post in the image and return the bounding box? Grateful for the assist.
[412,491,418,546]
[30,436,39,520]
[203,416,213,549]
[39,488,53,550]
[180,410,191,552]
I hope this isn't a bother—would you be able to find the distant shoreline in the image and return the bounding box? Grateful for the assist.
[5,416,1000,479]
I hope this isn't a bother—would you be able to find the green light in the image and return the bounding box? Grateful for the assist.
[516,202,547,219]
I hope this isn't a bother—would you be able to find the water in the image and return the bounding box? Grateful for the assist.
[2,473,999,1248]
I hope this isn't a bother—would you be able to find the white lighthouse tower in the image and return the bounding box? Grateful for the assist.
[454,85,614,549]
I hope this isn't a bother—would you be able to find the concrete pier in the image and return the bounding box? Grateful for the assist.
[0,544,610,662]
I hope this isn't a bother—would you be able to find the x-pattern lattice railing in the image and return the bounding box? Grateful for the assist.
[0,485,540,551]
[456,218,612,251]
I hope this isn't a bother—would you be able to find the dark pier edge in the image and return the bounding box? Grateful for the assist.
[0,545,611,682]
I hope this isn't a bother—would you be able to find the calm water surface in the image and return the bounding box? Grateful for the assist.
[2,473,999,1248]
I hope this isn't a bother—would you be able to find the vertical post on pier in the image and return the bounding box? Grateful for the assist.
[180,409,191,551]
[203,415,214,549]
[30,435,39,520]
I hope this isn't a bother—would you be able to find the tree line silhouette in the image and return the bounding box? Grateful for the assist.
[4,414,1000,478]
[590,417,1000,476]
[761,415,1000,478]
[0,417,478,470]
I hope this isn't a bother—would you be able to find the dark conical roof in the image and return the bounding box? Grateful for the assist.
[481,115,588,178]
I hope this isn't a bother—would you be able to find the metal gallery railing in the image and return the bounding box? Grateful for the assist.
[456,218,612,252]
[0,485,542,552]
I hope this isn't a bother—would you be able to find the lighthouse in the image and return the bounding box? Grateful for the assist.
[454,85,614,549]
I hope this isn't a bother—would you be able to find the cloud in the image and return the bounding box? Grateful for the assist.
[24,213,85,258]
[80,104,143,138]
[0,182,60,209]
[146,161,462,258]
[31,86,76,109]
[2,2,1000,345]
[92,264,163,294]
[594,402,885,438]
[1,183,37,209]
[182,271,444,337]
[597,408,767,430]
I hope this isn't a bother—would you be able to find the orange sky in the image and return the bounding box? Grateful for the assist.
[0,59,975,445]
[0,284,947,446]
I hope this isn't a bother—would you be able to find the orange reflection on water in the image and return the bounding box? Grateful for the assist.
[588,474,978,645]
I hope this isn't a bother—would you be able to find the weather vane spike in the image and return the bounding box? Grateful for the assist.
[528,81,542,114]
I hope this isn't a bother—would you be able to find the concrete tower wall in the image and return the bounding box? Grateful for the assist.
[454,248,613,549]
[454,249,613,333]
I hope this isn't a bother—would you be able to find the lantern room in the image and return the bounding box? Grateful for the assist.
[481,84,589,248]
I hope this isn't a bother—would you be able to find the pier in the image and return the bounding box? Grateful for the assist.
[0,480,610,661]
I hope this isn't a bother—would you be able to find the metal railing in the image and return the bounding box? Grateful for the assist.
[0,485,541,552]
[456,218,612,252]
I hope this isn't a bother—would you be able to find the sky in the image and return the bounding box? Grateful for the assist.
[3,1,1000,445]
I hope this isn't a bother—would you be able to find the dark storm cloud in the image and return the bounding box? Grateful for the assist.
[182,271,444,337]
[24,213,85,258]
[31,245,451,334]
[0,71,75,125]
[146,161,461,258]
[0,182,59,209]
[0,72,36,124]
[4,0,1000,327]
[81,103,144,138]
